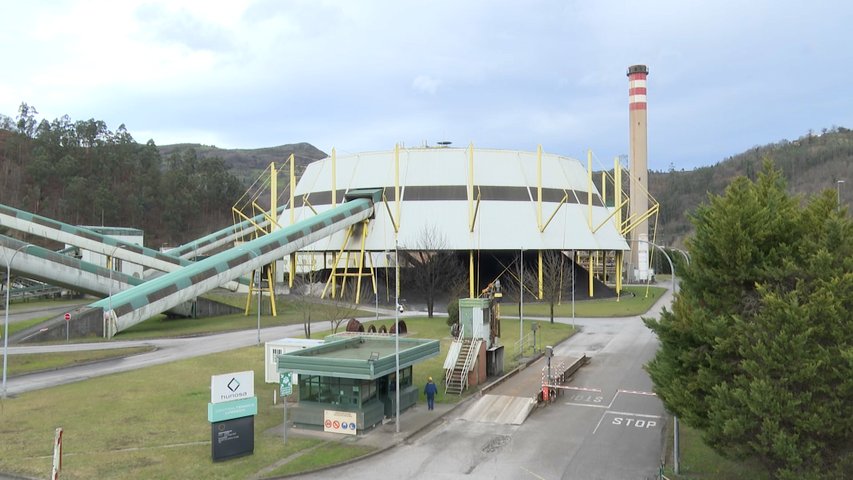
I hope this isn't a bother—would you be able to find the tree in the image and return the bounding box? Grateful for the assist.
[540,250,569,324]
[404,225,465,317]
[644,162,853,479]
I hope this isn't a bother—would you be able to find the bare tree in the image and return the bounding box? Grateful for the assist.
[288,253,324,338]
[540,250,569,324]
[403,225,465,317]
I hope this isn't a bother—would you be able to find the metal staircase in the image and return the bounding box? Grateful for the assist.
[444,336,482,395]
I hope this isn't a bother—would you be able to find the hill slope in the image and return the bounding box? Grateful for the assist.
[648,127,852,247]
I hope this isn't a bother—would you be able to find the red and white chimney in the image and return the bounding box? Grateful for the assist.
[627,64,650,281]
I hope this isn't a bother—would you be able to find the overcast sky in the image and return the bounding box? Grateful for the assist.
[1,0,851,171]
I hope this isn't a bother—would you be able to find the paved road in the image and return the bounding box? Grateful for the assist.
[296,290,672,480]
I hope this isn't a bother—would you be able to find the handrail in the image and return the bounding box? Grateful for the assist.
[445,324,464,392]
[459,338,481,393]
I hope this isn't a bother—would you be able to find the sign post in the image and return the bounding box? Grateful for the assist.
[279,372,292,444]
[51,427,63,480]
[209,371,256,461]
[64,313,70,343]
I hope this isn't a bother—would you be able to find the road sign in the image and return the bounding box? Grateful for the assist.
[279,372,293,396]
[64,313,70,322]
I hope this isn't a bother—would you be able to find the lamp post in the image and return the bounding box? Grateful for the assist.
[634,238,679,474]
[519,248,524,352]
[838,180,845,212]
[394,242,400,434]
[3,243,32,398]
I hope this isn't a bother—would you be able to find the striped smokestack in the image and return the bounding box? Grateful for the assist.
[627,64,650,281]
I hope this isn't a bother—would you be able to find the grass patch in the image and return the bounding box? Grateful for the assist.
[500,285,666,318]
[6,346,156,377]
[116,300,373,340]
[665,419,769,479]
[0,346,332,480]
[267,441,376,477]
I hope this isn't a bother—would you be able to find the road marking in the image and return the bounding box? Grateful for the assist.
[617,389,657,396]
[519,466,547,479]
[592,410,662,434]
[549,385,602,392]
[563,402,608,409]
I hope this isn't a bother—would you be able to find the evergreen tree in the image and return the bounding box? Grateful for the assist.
[645,162,853,479]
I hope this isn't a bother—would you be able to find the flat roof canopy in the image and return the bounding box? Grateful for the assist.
[277,335,440,380]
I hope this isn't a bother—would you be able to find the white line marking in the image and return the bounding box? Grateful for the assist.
[551,385,602,392]
[592,412,608,434]
[563,402,608,409]
[519,466,547,479]
[605,410,662,419]
[617,389,657,396]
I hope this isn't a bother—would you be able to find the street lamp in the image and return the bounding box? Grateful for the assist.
[3,243,32,398]
[394,241,400,434]
[838,180,845,212]
[634,238,679,474]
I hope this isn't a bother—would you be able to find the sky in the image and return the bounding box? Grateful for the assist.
[1,0,851,171]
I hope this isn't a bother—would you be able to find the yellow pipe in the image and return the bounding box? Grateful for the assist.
[538,250,543,300]
[469,250,475,298]
[331,148,337,207]
[537,145,542,231]
[601,170,606,209]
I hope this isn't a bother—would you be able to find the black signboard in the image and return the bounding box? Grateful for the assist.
[211,415,254,461]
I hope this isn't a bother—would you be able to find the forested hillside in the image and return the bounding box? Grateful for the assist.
[0,105,246,247]
[648,127,852,247]
[2,103,850,251]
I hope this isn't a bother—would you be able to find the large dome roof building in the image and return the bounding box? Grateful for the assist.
[281,144,629,301]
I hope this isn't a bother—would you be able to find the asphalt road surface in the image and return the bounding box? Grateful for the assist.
[297,290,673,480]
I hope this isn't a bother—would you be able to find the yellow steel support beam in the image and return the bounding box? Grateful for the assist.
[587,150,593,229]
[469,187,481,233]
[588,250,594,298]
[331,148,337,208]
[592,195,629,234]
[321,224,356,300]
[266,266,277,316]
[538,250,543,300]
[615,157,622,234]
[469,250,475,298]
[354,221,370,304]
[468,143,474,231]
[537,144,542,231]
[616,250,623,300]
[395,144,401,231]
[540,193,568,232]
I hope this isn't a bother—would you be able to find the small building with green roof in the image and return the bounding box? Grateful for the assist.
[277,334,440,432]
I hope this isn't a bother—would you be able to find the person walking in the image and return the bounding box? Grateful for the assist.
[424,377,438,411]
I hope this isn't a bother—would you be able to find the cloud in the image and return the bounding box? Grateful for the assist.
[412,76,441,95]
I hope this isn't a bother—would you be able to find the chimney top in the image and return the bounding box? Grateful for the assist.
[627,65,649,76]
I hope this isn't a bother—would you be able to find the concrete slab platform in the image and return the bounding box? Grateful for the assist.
[461,394,536,425]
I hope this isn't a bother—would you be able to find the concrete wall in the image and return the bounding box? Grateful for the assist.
[14,306,104,343]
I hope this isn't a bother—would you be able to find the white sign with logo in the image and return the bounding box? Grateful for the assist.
[211,371,255,404]
[323,409,357,435]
